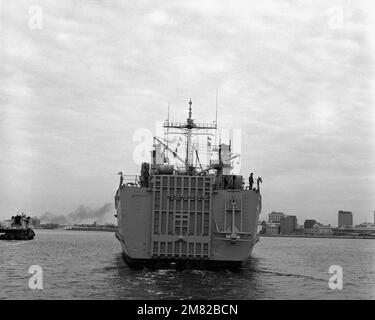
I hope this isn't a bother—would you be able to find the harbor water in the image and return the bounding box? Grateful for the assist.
[0,229,374,299]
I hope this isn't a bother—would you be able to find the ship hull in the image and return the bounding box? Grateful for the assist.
[116,231,258,270]
[115,175,261,269]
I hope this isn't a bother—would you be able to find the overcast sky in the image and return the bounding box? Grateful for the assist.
[1,0,374,225]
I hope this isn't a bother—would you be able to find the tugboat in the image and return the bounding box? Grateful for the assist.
[0,213,35,240]
[114,99,262,269]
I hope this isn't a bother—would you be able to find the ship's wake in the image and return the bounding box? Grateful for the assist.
[0,238,37,248]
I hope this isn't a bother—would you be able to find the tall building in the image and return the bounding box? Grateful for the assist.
[338,210,353,228]
[268,211,285,223]
[304,219,316,229]
[280,215,297,234]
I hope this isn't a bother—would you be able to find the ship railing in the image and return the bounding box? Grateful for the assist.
[244,184,259,191]
[121,175,140,187]
[244,182,260,191]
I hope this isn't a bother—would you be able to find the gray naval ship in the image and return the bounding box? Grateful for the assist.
[115,100,262,269]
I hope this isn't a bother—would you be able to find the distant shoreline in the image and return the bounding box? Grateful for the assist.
[34,227,117,232]
[259,234,375,240]
[33,228,375,238]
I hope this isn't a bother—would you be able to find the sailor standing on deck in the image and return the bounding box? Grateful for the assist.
[249,173,254,190]
[257,176,263,192]
[118,171,123,188]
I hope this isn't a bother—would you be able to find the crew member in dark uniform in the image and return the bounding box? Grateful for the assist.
[257,176,263,192]
[249,173,254,190]
[118,171,123,187]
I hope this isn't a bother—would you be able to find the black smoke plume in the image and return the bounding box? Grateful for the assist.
[38,212,70,225]
[39,203,114,225]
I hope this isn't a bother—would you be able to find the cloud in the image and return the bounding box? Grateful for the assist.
[0,0,374,225]
[146,10,177,27]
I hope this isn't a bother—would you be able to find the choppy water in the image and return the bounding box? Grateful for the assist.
[0,229,374,299]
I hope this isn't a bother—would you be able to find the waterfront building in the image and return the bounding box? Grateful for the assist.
[304,219,316,229]
[264,223,280,235]
[312,224,333,235]
[268,211,285,223]
[280,215,297,234]
[338,210,353,228]
[335,225,375,236]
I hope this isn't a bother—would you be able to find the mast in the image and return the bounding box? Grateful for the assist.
[166,103,170,149]
[186,99,193,169]
[163,99,217,174]
[215,88,218,148]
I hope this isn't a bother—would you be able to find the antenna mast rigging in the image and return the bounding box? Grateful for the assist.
[163,99,217,174]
